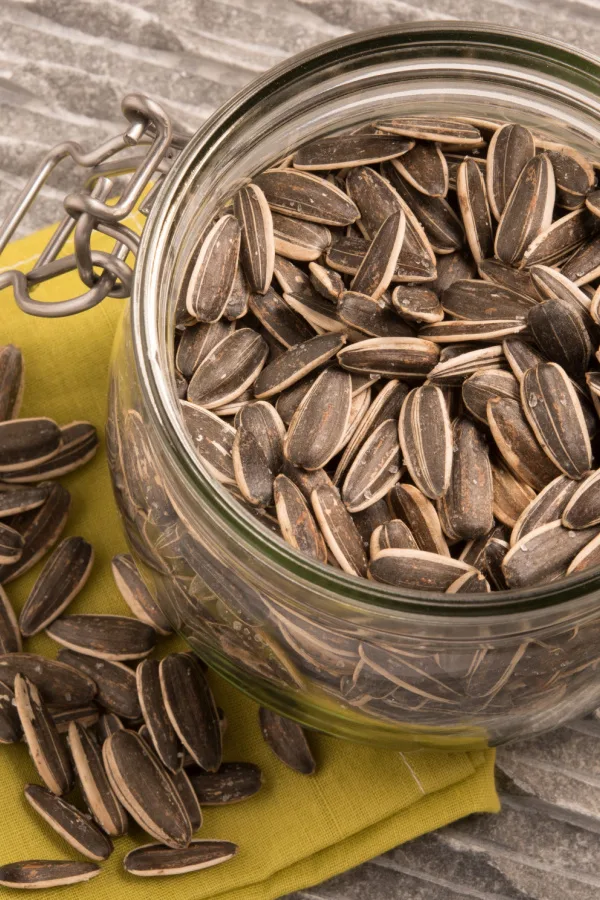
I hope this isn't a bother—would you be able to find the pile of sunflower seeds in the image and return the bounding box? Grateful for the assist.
[0,346,314,889]
[172,115,600,594]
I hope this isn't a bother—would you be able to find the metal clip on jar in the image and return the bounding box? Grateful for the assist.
[5,24,600,750]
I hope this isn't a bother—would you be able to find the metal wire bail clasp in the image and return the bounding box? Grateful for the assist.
[0,93,180,318]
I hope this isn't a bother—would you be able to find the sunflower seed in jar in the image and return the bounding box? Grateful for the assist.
[272,213,331,262]
[188,762,263,805]
[24,783,113,862]
[259,706,316,774]
[502,519,600,588]
[399,384,452,500]
[160,653,222,773]
[439,417,494,539]
[510,474,578,547]
[337,336,439,378]
[136,659,180,773]
[311,480,367,576]
[459,524,506,569]
[486,123,535,220]
[284,368,352,470]
[185,215,241,322]
[391,286,442,324]
[275,370,324,425]
[462,369,520,423]
[442,280,536,321]
[342,419,402,513]
[369,548,477,590]
[487,396,560,491]
[491,458,536,528]
[254,333,345,399]
[283,289,346,333]
[233,401,285,506]
[274,474,327,563]
[103,729,192,849]
[427,344,505,385]
[254,169,359,226]
[67,721,128,837]
[522,207,594,268]
[57,649,141,720]
[482,534,509,590]
[377,116,483,145]
[548,148,596,210]
[586,188,600,217]
[14,673,73,796]
[520,363,591,478]
[0,678,21,743]
[0,344,24,421]
[387,483,450,556]
[562,469,600,529]
[176,320,234,379]
[391,141,449,198]
[567,531,600,574]
[0,861,100,889]
[338,291,414,338]
[46,614,156,662]
[233,184,275,294]
[187,329,268,409]
[333,386,372,458]
[456,157,494,263]
[432,250,477,295]
[248,288,315,349]
[353,499,392,549]
[388,163,464,253]
[0,418,61,472]
[495,154,555,265]
[0,652,96,707]
[446,570,491,593]
[350,211,406,300]
[370,519,418,557]
[180,401,237,486]
[293,132,414,170]
[111,553,172,636]
[19,537,94,638]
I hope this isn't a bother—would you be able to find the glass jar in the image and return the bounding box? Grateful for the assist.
[107,23,600,750]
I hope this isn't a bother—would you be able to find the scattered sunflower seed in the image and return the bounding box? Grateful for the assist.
[187,762,263,805]
[0,678,21,743]
[46,614,156,662]
[67,721,128,837]
[0,860,100,889]
[160,653,222,772]
[14,673,73,796]
[0,653,96,707]
[259,706,316,774]
[111,553,172,636]
[123,840,238,877]
[136,659,180,773]
[24,783,113,862]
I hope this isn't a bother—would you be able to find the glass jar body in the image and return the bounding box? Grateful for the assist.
[108,24,600,749]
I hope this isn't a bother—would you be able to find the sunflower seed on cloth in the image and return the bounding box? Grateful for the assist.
[254,333,345,399]
[427,344,505,385]
[188,762,263,805]
[111,553,172,636]
[224,264,250,320]
[160,653,222,772]
[2,421,98,484]
[369,548,476,590]
[491,458,536,528]
[502,338,545,381]
[48,705,99,734]
[180,401,236,486]
[187,328,268,409]
[0,344,24,421]
[520,362,591,478]
[103,729,192,849]
[46,615,156,662]
[399,384,451,499]
[176,320,234,379]
[0,653,96,707]
[0,678,21,743]
[391,285,442,323]
[0,418,61,472]
[487,396,560,491]
[19,537,93,637]
[548,148,595,210]
[274,474,327,563]
[338,291,414,338]
[495,154,555,265]
[388,163,464,253]
[486,123,535,220]
[294,133,413,170]
[233,184,274,294]
[232,400,285,506]
[254,169,359,226]
[387,483,450,556]
[136,659,180,773]
[311,480,367,576]
[462,369,520,423]
[0,483,70,585]
[284,368,352,470]
[502,519,600,588]
[171,768,203,833]
[562,469,600,529]
[24,784,113,862]
[259,706,316,774]
[14,673,73,796]
[456,157,494,262]
[446,570,491,593]
[567,531,600,574]
[123,840,238,878]
[0,861,100,889]
[0,522,23,565]
[370,519,418,556]
[185,215,241,322]
[377,116,482,145]
[442,280,536,321]
[439,417,494,540]
[272,213,331,262]
[57,649,140,720]
[67,721,128,837]
[342,419,401,513]
[337,336,439,378]
[391,141,449,198]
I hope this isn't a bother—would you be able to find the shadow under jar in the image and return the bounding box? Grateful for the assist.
[107,23,600,751]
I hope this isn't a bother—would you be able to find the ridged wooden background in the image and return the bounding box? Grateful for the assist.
[2,2,600,898]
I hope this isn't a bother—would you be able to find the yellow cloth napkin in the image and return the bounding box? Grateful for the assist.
[0,221,499,900]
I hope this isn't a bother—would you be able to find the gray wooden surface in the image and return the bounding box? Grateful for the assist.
[2,2,600,898]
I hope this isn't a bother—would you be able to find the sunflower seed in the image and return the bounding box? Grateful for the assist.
[0,861,100,889]
[233,184,275,294]
[432,250,477,295]
[442,280,536,321]
[490,458,536,528]
[487,396,560,491]
[180,401,236,485]
[103,729,192,849]
[258,706,315,774]
[272,212,331,262]
[439,417,493,539]
[586,188,600,217]
[561,469,600,529]
[446,570,491,593]
[527,299,592,379]
[160,653,222,772]
[567,531,600,574]
[111,554,172,636]
[97,713,124,743]
[185,215,241,322]
[561,233,600,285]
[3,421,98,484]
[14,673,73,795]
[446,153,487,190]
[0,344,24,421]
[0,678,20,743]
[275,370,324,425]
[274,474,327,562]
[369,548,476,590]
[308,261,344,302]
[19,537,93,638]
[333,386,372,457]
[249,290,314,350]
[222,263,249,319]
[520,362,591,478]
[0,485,49,518]
[495,154,555,265]
[369,519,418,557]
[529,264,592,314]
[427,344,505,385]
[337,336,439,378]
[233,401,285,506]
[188,761,263,805]
[254,169,359,226]
[48,705,99,734]
[482,535,509,590]
[462,369,520,423]
[478,258,543,300]
[456,157,494,262]
[170,767,203,832]
[124,839,237,878]
[378,116,482,145]
[311,480,367,576]
[57,649,139,720]
[0,652,96,707]
[136,659,180,773]
[350,211,406,299]
[421,319,526,343]
[0,418,61,472]
[47,615,156,662]
[273,254,316,297]
[176,320,234,379]
[337,291,414,338]
[391,286,442,324]
[0,482,70,584]
[399,384,452,499]
[486,123,535,220]
[254,333,345,399]
[522,207,594,268]
[283,368,352,470]
[502,338,545,381]
[342,419,401,513]
[511,475,577,547]
[548,148,595,209]
[67,721,128,837]
[293,133,414,170]
[283,289,346,333]
[24,783,113,861]
[0,521,23,565]
[502,519,600,588]
[391,141,449,198]
[352,500,392,549]
[187,328,268,409]
[387,483,450,556]
[388,163,464,253]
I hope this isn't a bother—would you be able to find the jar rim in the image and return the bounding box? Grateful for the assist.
[132,21,600,625]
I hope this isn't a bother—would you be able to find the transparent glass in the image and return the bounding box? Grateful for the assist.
[108,23,600,750]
